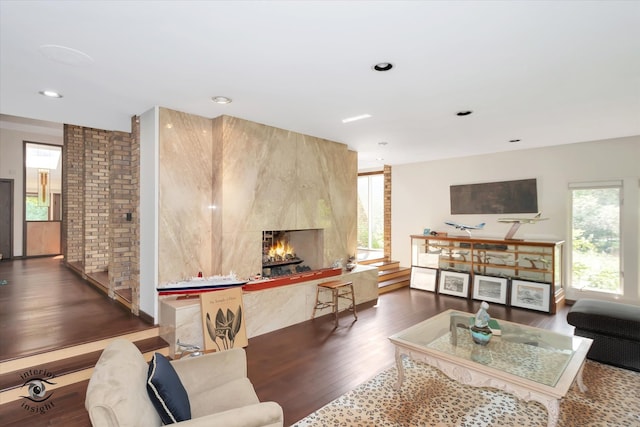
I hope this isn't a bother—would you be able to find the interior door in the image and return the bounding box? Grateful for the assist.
[0,179,13,259]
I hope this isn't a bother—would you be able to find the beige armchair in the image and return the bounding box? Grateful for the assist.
[85,339,283,427]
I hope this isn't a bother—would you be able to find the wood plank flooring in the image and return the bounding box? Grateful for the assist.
[0,256,152,361]
[247,289,572,425]
[0,257,573,426]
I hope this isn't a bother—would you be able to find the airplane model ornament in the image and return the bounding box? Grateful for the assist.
[444,221,486,237]
[498,212,548,240]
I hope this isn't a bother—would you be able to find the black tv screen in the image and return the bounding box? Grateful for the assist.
[450,179,538,214]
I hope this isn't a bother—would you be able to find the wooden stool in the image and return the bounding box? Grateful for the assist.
[312,280,357,327]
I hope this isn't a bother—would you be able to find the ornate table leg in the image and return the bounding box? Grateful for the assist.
[543,398,560,427]
[575,362,588,393]
[393,347,405,390]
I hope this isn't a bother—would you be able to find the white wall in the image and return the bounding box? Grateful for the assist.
[139,108,160,321]
[0,124,63,257]
[392,136,640,304]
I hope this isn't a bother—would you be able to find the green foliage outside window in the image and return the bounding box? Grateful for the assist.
[571,187,621,293]
[357,174,384,250]
[26,194,48,221]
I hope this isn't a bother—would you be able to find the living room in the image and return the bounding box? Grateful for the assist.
[1,1,639,426]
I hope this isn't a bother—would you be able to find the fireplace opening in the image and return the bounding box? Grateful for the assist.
[262,229,323,278]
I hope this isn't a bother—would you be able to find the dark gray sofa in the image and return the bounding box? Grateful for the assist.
[567,298,640,371]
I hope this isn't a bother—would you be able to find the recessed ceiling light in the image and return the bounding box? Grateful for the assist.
[509,139,521,143]
[211,96,232,104]
[342,114,371,123]
[373,62,393,72]
[376,157,385,161]
[39,90,63,98]
[456,110,473,116]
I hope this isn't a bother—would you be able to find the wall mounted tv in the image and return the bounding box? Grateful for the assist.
[450,178,538,214]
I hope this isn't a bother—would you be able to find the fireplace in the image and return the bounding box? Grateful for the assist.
[262,229,324,278]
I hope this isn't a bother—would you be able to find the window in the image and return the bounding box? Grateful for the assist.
[569,182,622,294]
[357,173,384,250]
[24,142,62,221]
[25,194,49,220]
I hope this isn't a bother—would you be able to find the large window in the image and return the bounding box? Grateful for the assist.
[24,142,62,221]
[357,173,384,250]
[570,182,622,294]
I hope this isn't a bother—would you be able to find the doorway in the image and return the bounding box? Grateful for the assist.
[0,179,13,260]
[24,142,62,256]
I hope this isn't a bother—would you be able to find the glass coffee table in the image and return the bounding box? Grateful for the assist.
[389,309,593,427]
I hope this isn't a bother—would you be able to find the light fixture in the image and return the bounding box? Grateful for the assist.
[373,62,393,72]
[39,45,93,66]
[456,110,473,116]
[211,96,232,104]
[342,114,371,123]
[39,90,63,98]
[376,157,385,161]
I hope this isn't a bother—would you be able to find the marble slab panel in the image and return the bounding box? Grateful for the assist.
[159,297,205,357]
[158,108,214,283]
[158,266,378,348]
[221,116,298,233]
[217,115,357,278]
[156,112,357,286]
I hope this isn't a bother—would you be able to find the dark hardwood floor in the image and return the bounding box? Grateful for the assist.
[0,257,573,426]
[0,256,152,361]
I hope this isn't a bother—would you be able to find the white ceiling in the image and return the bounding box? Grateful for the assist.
[1,1,639,169]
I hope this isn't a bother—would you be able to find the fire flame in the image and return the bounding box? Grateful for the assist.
[268,240,294,260]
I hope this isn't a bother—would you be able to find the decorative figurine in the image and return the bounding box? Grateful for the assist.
[470,301,493,345]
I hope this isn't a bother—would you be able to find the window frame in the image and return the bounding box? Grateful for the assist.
[568,180,623,295]
[357,172,384,251]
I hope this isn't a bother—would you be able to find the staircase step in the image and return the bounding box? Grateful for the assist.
[378,276,411,294]
[0,334,168,405]
[378,266,411,280]
[370,260,400,271]
[0,326,160,374]
[0,379,91,427]
[357,257,387,266]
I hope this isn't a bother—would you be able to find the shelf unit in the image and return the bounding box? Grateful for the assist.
[410,235,565,313]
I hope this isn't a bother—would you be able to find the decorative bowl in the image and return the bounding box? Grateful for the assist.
[470,325,493,345]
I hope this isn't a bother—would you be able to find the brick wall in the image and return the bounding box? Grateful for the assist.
[384,165,392,259]
[130,117,140,315]
[109,128,135,300]
[83,128,110,275]
[62,125,85,264]
[62,120,140,315]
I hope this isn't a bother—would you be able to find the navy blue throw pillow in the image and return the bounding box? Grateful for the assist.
[147,353,191,424]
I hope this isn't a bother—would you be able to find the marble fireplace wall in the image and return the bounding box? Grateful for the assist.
[157,110,356,282]
[218,115,357,278]
[158,108,216,284]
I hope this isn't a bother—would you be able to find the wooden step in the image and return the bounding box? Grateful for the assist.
[370,260,400,271]
[376,262,411,295]
[0,326,160,374]
[357,257,387,266]
[378,266,411,281]
[0,332,168,405]
[0,379,91,427]
[378,276,411,294]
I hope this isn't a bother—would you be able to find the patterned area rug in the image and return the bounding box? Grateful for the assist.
[293,357,640,426]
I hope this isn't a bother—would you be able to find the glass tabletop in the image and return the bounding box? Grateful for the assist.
[390,309,577,387]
